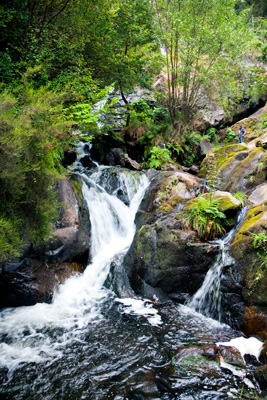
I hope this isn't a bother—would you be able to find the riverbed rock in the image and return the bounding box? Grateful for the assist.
[0,259,83,307]
[217,344,245,368]
[199,144,267,193]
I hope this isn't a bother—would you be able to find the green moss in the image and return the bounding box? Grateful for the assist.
[71,178,83,208]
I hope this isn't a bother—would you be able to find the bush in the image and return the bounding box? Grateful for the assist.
[146,146,172,169]
[225,128,236,143]
[0,84,73,260]
[182,195,227,240]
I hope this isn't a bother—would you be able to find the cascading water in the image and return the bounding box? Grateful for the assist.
[0,152,262,399]
[0,166,152,371]
[187,207,249,321]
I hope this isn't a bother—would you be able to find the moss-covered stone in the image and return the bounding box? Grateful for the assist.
[200,145,266,193]
[231,201,267,307]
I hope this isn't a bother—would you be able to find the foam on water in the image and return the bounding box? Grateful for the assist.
[217,336,263,361]
[0,167,158,371]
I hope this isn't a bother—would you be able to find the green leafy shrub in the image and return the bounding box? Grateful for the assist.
[182,195,227,240]
[205,127,217,143]
[233,190,247,205]
[0,83,74,260]
[225,128,236,143]
[146,146,172,169]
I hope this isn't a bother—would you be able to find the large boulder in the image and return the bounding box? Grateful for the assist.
[124,214,220,302]
[124,171,221,301]
[199,145,267,193]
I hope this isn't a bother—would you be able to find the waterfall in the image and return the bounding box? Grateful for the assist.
[0,167,150,371]
[187,207,248,321]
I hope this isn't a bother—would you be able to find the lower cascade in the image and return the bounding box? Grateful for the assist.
[187,207,249,321]
[0,167,263,399]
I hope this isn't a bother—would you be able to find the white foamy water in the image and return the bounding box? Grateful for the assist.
[187,207,248,321]
[0,168,160,371]
[217,336,263,361]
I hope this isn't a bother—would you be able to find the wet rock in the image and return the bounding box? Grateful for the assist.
[217,345,245,368]
[241,306,267,341]
[106,148,141,170]
[124,215,219,299]
[254,365,267,389]
[0,259,83,308]
[80,155,96,169]
[203,345,219,360]
[259,342,267,364]
[124,170,222,299]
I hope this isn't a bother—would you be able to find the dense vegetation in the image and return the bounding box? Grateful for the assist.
[0,0,266,260]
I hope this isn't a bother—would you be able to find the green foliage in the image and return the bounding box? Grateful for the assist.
[248,232,267,294]
[146,146,172,169]
[0,82,73,260]
[153,0,250,124]
[225,128,236,143]
[183,195,227,240]
[205,127,217,143]
[0,218,22,262]
[233,190,247,205]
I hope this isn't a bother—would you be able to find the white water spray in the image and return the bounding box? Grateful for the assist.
[187,207,248,321]
[0,168,151,371]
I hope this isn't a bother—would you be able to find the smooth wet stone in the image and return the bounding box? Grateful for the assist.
[217,345,245,368]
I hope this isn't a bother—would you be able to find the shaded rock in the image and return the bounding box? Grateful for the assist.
[198,138,213,160]
[188,164,200,175]
[124,215,219,299]
[0,258,83,308]
[254,365,267,389]
[241,306,267,342]
[231,201,267,312]
[33,177,90,264]
[62,150,77,167]
[259,342,267,364]
[80,155,96,169]
[106,148,141,170]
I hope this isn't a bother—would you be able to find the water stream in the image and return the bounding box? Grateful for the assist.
[0,160,262,399]
[187,207,249,321]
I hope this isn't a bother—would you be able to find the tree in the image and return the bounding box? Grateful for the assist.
[152,0,249,125]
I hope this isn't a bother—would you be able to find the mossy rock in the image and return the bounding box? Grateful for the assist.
[230,201,267,307]
[124,212,220,299]
[200,145,266,193]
